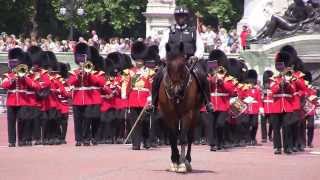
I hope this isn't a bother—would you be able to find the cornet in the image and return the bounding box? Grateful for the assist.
[14,64,29,78]
[216,66,227,76]
[83,61,94,73]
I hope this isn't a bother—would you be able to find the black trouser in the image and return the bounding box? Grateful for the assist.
[194,112,209,143]
[7,107,21,144]
[240,114,258,142]
[271,113,292,150]
[32,117,42,141]
[43,114,59,141]
[128,108,150,148]
[208,111,228,147]
[59,114,68,141]
[73,106,86,142]
[306,115,315,146]
[290,111,301,148]
[261,115,273,140]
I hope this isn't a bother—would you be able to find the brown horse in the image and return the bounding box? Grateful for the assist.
[158,43,202,173]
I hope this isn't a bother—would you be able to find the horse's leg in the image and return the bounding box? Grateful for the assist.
[185,129,193,172]
[168,128,179,172]
[177,123,188,173]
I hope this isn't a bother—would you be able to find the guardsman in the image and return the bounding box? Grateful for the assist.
[279,45,309,152]
[56,62,71,144]
[261,70,274,143]
[207,50,238,151]
[124,41,155,150]
[68,43,105,146]
[238,69,263,146]
[1,48,40,147]
[270,52,296,155]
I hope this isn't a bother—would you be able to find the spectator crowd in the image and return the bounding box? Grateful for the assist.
[0,26,248,54]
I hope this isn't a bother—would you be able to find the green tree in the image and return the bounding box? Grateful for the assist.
[51,0,148,38]
[177,0,244,29]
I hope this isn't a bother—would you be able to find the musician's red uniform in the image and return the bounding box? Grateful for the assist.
[55,77,70,114]
[125,67,154,108]
[68,69,105,105]
[2,72,41,107]
[208,75,237,112]
[101,76,119,112]
[262,88,275,114]
[270,75,296,113]
[292,71,309,111]
[238,84,263,115]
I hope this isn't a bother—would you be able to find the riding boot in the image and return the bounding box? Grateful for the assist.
[191,67,213,112]
[151,67,164,111]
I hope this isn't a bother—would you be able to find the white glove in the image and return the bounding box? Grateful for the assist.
[259,108,265,115]
[147,96,152,103]
[243,96,254,104]
[285,75,292,82]
[230,97,237,104]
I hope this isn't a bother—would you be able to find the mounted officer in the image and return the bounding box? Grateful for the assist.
[151,5,213,112]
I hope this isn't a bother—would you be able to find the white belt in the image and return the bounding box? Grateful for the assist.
[132,87,149,92]
[273,94,292,98]
[7,90,35,94]
[210,92,229,97]
[263,100,274,103]
[61,100,68,103]
[101,95,113,99]
[73,87,100,91]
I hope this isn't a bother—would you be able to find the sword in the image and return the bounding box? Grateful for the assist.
[123,104,149,144]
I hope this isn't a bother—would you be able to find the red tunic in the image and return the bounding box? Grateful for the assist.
[238,84,263,115]
[208,75,237,112]
[67,69,105,106]
[270,75,296,113]
[125,67,154,108]
[1,72,41,107]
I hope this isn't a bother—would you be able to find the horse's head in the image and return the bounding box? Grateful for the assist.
[165,42,187,83]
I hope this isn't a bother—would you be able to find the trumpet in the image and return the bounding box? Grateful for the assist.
[216,66,227,76]
[14,64,28,78]
[83,61,94,73]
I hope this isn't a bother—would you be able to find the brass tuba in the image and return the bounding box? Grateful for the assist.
[14,64,28,78]
[230,97,247,118]
[83,61,94,73]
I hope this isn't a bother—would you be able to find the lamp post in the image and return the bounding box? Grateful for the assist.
[59,0,85,40]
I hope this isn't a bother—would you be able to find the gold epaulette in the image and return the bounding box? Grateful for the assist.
[148,69,156,77]
[97,70,105,76]
[122,69,130,76]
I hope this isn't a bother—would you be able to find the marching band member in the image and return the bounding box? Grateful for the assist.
[270,52,296,155]
[207,50,238,151]
[279,45,309,152]
[299,71,317,149]
[261,70,274,143]
[238,69,263,146]
[68,43,105,146]
[124,41,155,150]
[1,48,40,147]
[56,62,71,144]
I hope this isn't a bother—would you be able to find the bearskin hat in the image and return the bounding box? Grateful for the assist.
[304,71,312,83]
[8,48,32,68]
[27,45,42,67]
[106,52,133,74]
[275,51,293,68]
[228,58,241,78]
[209,49,230,72]
[46,51,59,71]
[74,42,104,71]
[145,45,160,68]
[280,45,298,58]
[131,41,148,61]
[58,62,70,79]
[263,70,274,84]
[247,69,258,80]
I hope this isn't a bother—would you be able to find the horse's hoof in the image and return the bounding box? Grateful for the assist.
[177,163,187,173]
[185,161,192,172]
[168,163,178,172]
